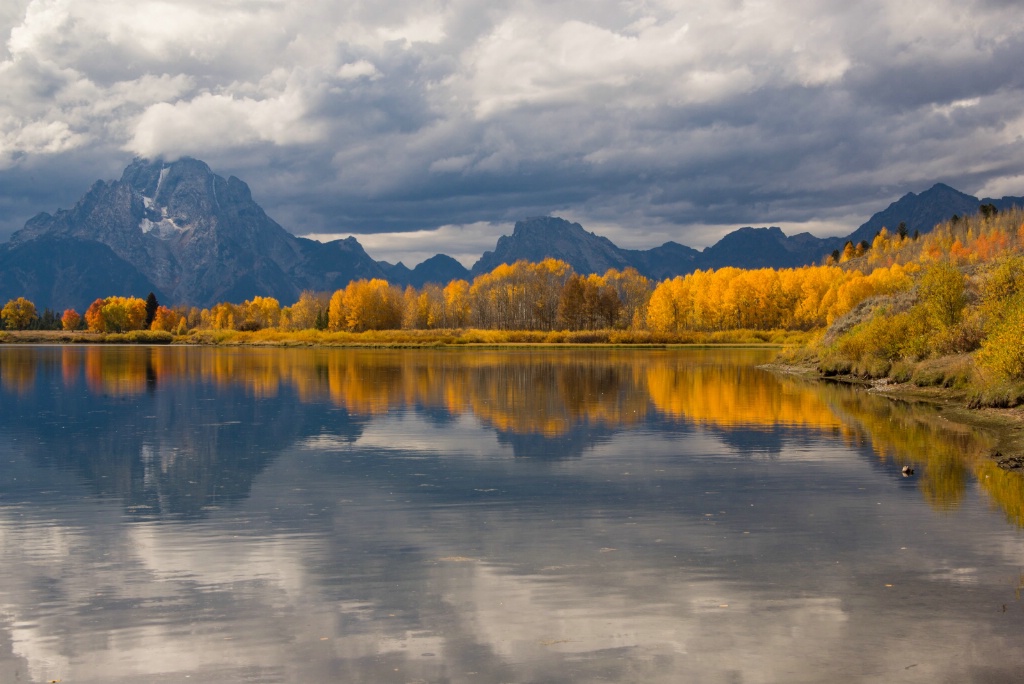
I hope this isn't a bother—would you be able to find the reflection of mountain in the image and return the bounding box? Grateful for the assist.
[496,424,618,460]
[713,426,787,457]
[0,347,369,518]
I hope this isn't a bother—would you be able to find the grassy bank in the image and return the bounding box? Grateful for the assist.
[0,327,815,347]
[0,330,174,345]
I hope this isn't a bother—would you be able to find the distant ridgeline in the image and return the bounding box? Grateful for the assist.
[1,156,1022,312]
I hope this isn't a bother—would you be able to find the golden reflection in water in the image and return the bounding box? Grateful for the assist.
[0,347,37,396]
[646,361,847,431]
[61,347,81,388]
[84,346,153,396]
[27,345,1024,526]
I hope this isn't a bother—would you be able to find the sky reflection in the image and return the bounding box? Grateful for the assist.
[1,346,1024,683]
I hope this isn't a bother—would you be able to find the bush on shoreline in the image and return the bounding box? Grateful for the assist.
[784,207,1024,406]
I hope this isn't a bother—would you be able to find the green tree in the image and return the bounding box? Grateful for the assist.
[38,308,60,330]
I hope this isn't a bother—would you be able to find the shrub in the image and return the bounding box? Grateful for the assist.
[910,355,975,389]
[976,293,1024,381]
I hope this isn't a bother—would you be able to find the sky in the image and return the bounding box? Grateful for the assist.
[1,0,1023,267]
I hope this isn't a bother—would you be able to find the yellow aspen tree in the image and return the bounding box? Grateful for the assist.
[442,279,471,328]
[328,289,347,331]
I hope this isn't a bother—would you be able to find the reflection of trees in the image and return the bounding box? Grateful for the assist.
[820,385,1024,520]
[56,348,665,437]
[646,360,847,431]
[0,347,39,395]
[975,459,1024,528]
[84,346,152,395]
[466,356,649,437]
[4,346,1023,526]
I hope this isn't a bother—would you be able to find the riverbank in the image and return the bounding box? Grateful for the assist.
[0,327,814,347]
[762,360,1024,471]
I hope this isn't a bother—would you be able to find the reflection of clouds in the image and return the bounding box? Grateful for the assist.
[4,460,1024,683]
[451,561,695,659]
[126,523,312,596]
[346,413,505,456]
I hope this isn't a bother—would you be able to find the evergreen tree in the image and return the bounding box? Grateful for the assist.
[145,292,159,329]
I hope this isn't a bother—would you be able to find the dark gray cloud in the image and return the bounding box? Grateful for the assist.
[2,0,1023,265]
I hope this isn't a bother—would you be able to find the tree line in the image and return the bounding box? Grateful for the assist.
[1,259,912,336]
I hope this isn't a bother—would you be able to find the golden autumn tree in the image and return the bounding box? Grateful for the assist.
[284,290,330,330]
[337,279,403,331]
[61,308,82,331]
[403,284,446,329]
[83,297,147,332]
[917,261,967,329]
[149,306,183,332]
[202,302,238,330]
[236,296,281,330]
[442,279,471,328]
[470,259,572,330]
[645,277,688,333]
[327,289,346,331]
[644,263,914,334]
[1,297,37,330]
[84,299,105,332]
[101,296,148,332]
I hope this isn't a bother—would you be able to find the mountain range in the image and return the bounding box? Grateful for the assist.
[1,157,1021,311]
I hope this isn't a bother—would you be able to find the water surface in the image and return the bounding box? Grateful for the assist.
[1,346,1023,683]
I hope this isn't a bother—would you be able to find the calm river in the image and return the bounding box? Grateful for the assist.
[1,346,1023,683]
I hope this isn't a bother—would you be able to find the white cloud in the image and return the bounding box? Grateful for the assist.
[336,60,380,80]
[128,90,322,158]
[0,118,84,166]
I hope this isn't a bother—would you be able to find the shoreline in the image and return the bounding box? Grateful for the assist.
[0,328,805,348]
[761,361,1024,471]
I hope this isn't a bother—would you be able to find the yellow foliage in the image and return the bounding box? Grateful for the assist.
[977,293,1024,380]
[1,297,37,330]
[645,264,911,333]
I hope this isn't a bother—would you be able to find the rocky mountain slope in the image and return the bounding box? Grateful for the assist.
[2,158,387,310]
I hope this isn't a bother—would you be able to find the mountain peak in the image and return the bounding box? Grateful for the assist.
[1,156,389,309]
[512,216,581,234]
[846,182,999,244]
[472,215,630,276]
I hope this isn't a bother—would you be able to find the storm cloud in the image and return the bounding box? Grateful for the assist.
[1,0,1023,266]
